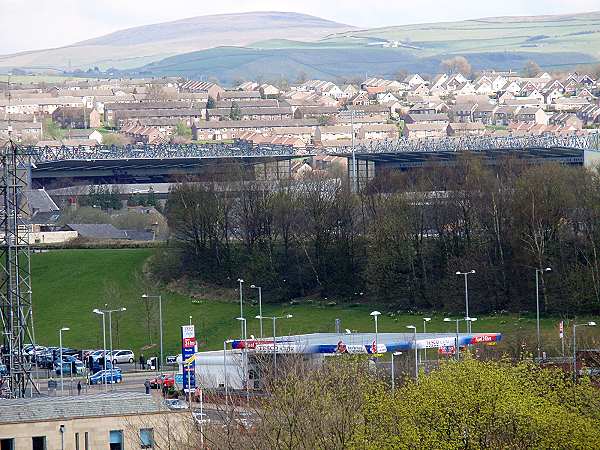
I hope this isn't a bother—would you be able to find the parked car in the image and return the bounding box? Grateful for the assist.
[109,350,135,364]
[36,352,56,369]
[89,368,122,385]
[165,399,188,410]
[149,374,175,389]
[54,356,84,375]
[59,347,79,357]
[24,345,47,357]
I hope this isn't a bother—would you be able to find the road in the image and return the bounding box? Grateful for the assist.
[32,365,177,397]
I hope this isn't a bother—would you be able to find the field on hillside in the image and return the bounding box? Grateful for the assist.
[136,46,594,84]
[325,13,600,58]
[30,249,600,358]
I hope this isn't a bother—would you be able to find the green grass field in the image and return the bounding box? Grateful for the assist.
[30,249,600,357]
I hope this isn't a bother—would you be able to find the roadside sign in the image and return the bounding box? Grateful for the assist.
[181,325,196,392]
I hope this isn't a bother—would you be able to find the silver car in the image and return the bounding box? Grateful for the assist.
[109,350,135,364]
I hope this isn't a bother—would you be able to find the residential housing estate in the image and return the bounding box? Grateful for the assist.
[1,70,599,150]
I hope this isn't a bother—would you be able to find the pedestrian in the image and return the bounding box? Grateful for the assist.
[144,379,151,395]
[77,380,82,395]
[140,354,145,370]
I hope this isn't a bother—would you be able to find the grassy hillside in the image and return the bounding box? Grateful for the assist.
[134,45,595,84]
[326,12,600,59]
[30,249,600,357]
[130,11,600,82]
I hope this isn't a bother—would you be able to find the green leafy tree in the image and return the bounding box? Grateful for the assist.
[229,102,242,120]
[43,118,64,140]
[206,96,216,109]
[175,121,192,139]
[355,356,600,449]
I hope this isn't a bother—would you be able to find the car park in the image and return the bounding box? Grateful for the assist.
[89,368,122,385]
[109,350,135,364]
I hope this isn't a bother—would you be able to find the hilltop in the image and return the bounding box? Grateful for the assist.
[131,10,600,82]
[1,10,599,81]
[0,12,352,71]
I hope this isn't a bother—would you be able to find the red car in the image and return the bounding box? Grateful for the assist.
[149,374,175,389]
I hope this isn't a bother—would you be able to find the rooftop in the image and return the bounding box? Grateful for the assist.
[0,392,169,424]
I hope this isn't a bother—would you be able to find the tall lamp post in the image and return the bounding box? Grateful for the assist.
[236,317,249,404]
[370,311,381,354]
[535,267,551,360]
[406,325,418,381]
[444,317,477,360]
[59,327,70,394]
[573,321,596,383]
[422,317,431,364]
[98,306,127,390]
[391,351,402,394]
[256,314,293,377]
[142,294,163,369]
[92,309,108,391]
[456,270,476,333]
[223,339,234,408]
[237,279,244,337]
[250,285,263,338]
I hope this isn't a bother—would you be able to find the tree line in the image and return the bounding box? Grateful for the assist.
[135,356,600,449]
[158,156,600,316]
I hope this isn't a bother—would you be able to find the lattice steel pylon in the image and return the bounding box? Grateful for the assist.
[0,139,38,398]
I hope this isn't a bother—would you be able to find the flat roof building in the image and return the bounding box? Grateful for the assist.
[0,392,186,450]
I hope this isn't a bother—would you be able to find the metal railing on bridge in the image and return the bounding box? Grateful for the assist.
[18,133,600,163]
[327,133,600,155]
[25,140,296,164]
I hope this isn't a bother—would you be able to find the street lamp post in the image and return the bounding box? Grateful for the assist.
[444,317,477,360]
[256,314,293,377]
[370,311,381,354]
[236,317,248,404]
[95,306,126,390]
[535,267,552,360]
[456,270,476,333]
[237,279,244,337]
[223,339,234,408]
[406,326,418,381]
[423,317,431,365]
[93,309,108,391]
[391,351,402,394]
[59,327,70,394]
[142,294,163,370]
[250,285,263,338]
[573,321,596,383]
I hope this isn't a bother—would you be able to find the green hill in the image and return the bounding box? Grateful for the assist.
[29,249,591,356]
[133,45,595,84]
[325,11,600,58]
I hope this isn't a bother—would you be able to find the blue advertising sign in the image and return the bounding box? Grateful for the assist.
[181,325,196,392]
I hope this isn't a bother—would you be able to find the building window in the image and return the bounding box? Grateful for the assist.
[84,432,89,450]
[32,437,46,450]
[75,432,80,450]
[0,439,13,450]
[109,430,123,450]
[140,428,154,449]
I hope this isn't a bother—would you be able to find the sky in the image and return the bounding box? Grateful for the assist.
[1,0,600,54]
